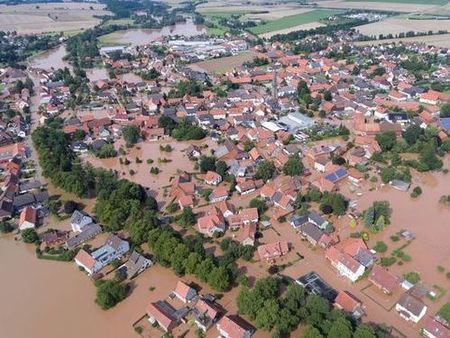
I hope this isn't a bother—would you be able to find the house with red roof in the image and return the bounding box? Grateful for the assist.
[216,315,253,338]
[197,206,226,237]
[325,246,365,282]
[238,223,257,247]
[209,186,229,203]
[257,241,289,262]
[334,291,364,319]
[18,206,37,230]
[192,297,221,332]
[204,171,222,186]
[173,280,197,303]
[422,316,450,338]
[146,301,178,332]
[368,264,400,294]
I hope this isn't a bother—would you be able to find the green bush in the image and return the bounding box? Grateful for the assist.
[403,271,420,284]
[373,241,388,253]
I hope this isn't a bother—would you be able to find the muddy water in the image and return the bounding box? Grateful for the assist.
[29,45,72,71]
[0,236,205,338]
[84,139,216,201]
[107,20,206,46]
[353,158,450,290]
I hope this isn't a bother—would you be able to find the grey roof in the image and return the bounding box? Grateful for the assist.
[13,193,35,209]
[70,210,90,225]
[19,180,43,192]
[300,222,324,242]
[291,214,308,228]
[308,211,327,227]
[105,234,127,251]
[397,293,426,317]
[34,191,49,203]
[65,223,102,250]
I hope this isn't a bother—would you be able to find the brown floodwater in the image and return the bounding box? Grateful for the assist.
[107,21,206,46]
[84,139,216,202]
[29,45,72,71]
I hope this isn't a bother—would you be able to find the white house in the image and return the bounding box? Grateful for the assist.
[335,255,365,282]
[70,210,93,232]
[74,234,130,275]
[396,293,427,323]
[18,206,37,230]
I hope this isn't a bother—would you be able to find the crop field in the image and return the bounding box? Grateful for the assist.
[357,17,450,37]
[316,0,441,12]
[190,51,257,74]
[346,0,447,5]
[260,22,325,38]
[354,33,450,47]
[0,2,111,34]
[249,9,341,35]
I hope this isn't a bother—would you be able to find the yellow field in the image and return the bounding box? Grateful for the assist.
[354,33,450,48]
[357,17,450,37]
[190,51,257,74]
[315,0,441,12]
[0,2,111,34]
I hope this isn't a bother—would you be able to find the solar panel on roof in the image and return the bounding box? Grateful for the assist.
[440,118,450,131]
[336,168,347,178]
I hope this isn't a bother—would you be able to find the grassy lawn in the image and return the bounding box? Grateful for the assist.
[346,0,446,5]
[98,31,128,46]
[101,18,134,27]
[202,10,251,19]
[249,9,341,35]
[438,302,450,323]
[207,26,228,36]
[0,83,6,92]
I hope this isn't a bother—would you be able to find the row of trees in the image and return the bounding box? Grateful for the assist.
[237,277,387,337]
[147,228,236,291]
[294,189,348,217]
[32,122,159,235]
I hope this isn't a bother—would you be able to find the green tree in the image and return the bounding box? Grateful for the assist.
[403,124,423,145]
[0,221,14,233]
[255,160,275,181]
[22,228,39,243]
[249,198,266,214]
[419,142,443,171]
[208,266,231,291]
[255,299,280,330]
[283,155,304,176]
[328,317,352,338]
[177,207,196,227]
[95,280,129,310]
[199,156,216,173]
[122,125,140,146]
[303,326,323,338]
[375,131,397,152]
[215,160,228,177]
[440,103,450,118]
[353,324,376,338]
[127,211,159,244]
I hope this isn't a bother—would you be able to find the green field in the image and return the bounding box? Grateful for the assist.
[249,9,341,35]
[346,0,447,5]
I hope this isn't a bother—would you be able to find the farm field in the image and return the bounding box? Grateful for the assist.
[260,22,325,39]
[354,33,450,47]
[315,0,441,12]
[346,0,447,5]
[357,17,450,37]
[190,51,257,74]
[0,2,111,34]
[249,9,341,35]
